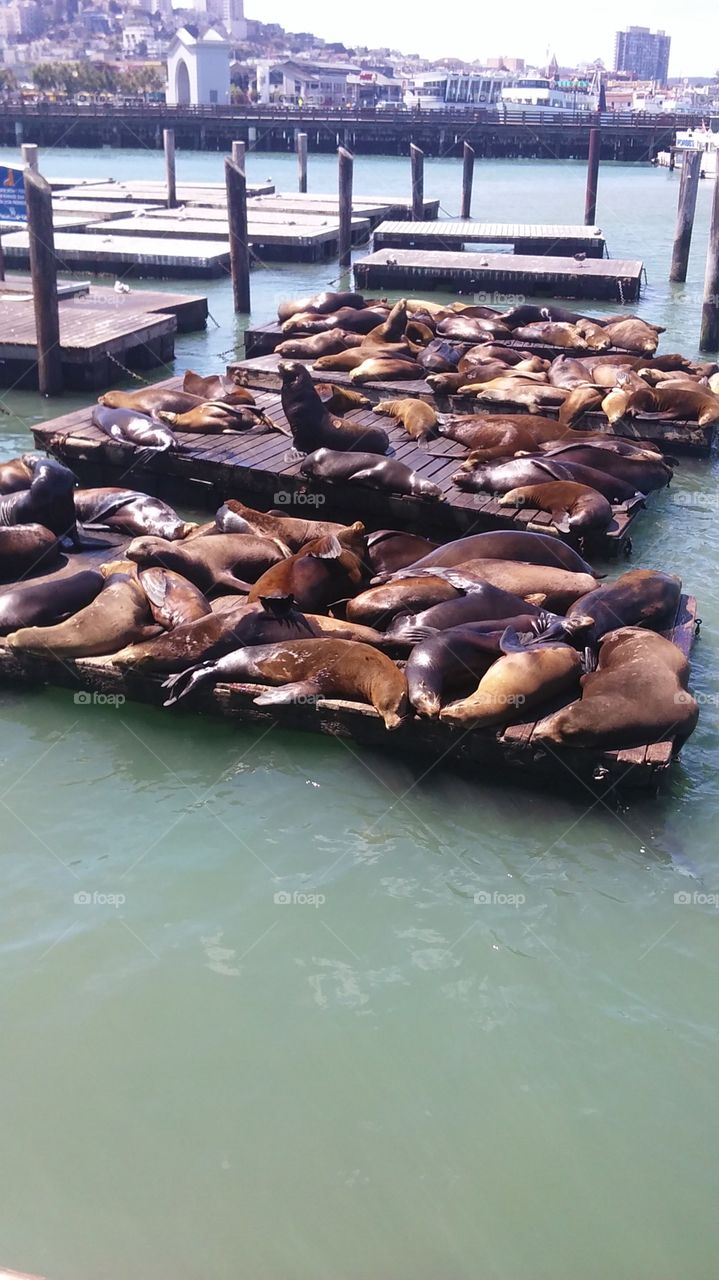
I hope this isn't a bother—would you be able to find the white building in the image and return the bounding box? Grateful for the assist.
[206,0,246,41]
[166,25,231,106]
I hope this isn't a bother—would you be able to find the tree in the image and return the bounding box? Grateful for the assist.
[0,68,18,92]
[32,63,63,92]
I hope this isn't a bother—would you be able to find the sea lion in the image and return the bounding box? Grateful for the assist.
[0,457,81,547]
[162,638,409,730]
[277,291,368,322]
[126,533,286,594]
[0,524,60,579]
[182,370,255,403]
[499,480,614,534]
[440,645,583,728]
[281,306,389,335]
[0,567,103,636]
[437,413,565,454]
[98,385,250,415]
[510,322,591,349]
[363,298,408,344]
[157,401,274,434]
[452,455,641,503]
[300,448,443,501]
[540,443,672,492]
[112,600,385,672]
[314,384,372,414]
[139,568,211,629]
[74,488,194,541]
[276,331,364,359]
[600,318,663,355]
[374,398,438,440]
[427,560,597,612]
[349,358,425,385]
[0,455,36,494]
[500,304,593,328]
[385,588,553,642]
[650,385,719,425]
[6,562,157,658]
[564,569,682,645]
[533,628,698,750]
[417,339,463,373]
[312,344,414,373]
[427,372,473,395]
[91,405,177,454]
[346,576,462,627]
[437,315,512,341]
[456,379,568,411]
[213,500,349,551]
[381,530,597,580]
[365,530,438,576]
[279,361,389,455]
[247,524,367,613]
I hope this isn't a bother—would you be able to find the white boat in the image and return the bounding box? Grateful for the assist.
[657,121,719,175]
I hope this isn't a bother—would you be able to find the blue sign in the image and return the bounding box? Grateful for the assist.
[0,166,26,223]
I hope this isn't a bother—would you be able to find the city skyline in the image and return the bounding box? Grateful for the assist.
[250,0,716,78]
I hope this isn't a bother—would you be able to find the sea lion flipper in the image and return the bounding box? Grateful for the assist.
[308,535,343,561]
[551,510,572,534]
[162,660,217,706]
[394,625,439,644]
[254,679,322,707]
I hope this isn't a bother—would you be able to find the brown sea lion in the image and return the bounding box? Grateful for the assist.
[0,567,103,636]
[499,480,614,534]
[650,385,719,425]
[139,568,211,629]
[213,500,349,551]
[426,372,472,395]
[365,530,439,576]
[0,524,60,579]
[452,456,642,503]
[385,588,553,642]
[428,560,597,612]
[281,306,389,336]
[374,398,438,440]
[182,370,252,401]
[540,443,672,492]
[0,455,36,495]
[363,298,408,344]
[277,291,369,322]
[346,576,462,627]
[349,358,425,385]
[126,533,286,593]
[73,488,194,541]
[162,638,409,730]
[437,315,512,341]
[300,449,443,501]
[157,402,274,434]
[279,361,389,454]
[314,384,372,414]
[383,530,597,580]
[500,304,592,328]
[510,322,590,349]
[98,385,253,414]
[6,562,156,658]
[275,331,365,359]
[312,342,414,372]
[247,524,366,612]
[440,644,583,727]
[456,379,568,411]
[564,569,682,644]
[600,318,663,355]
[533,628,697,750]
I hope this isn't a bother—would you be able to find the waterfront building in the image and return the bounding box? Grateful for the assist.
[613,26,671,86]
[166,24,230,105]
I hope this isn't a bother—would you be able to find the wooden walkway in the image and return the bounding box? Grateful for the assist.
[229,352,715,455]
[354,248,644,301]
[1,231,231,279]
[82,213,369,261]
[54,178,275,203]
[373,220,607,256]
[0,594,698,795]
[32,379,638,557]
[248,192,440,226]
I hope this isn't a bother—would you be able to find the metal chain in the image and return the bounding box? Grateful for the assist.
[105,351,156,384]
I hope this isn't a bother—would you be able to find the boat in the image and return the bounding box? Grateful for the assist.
[657,120,719,175]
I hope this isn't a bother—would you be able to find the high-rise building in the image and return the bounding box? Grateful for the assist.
[613,26,671,85]
[206,0,246,40]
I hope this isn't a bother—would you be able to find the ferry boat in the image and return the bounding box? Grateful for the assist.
[657,120,719,175]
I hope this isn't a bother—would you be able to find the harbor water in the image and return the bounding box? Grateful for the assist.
[0,148,718,1280]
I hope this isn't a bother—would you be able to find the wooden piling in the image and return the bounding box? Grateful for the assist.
[24,167,62,395]
[410,144,424,220]
[163,129,176,209]
[297,132,308,193]
[670,149,702,283]
[338,146,353,268]
[225,153,251,313]
[584,127,601,225]
[21,142,38,171]
[231,139,246,167]
[699,165,719,352]
[461,142,474,219]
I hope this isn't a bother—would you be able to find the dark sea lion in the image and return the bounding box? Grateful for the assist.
[162,638,409,730]
[534,627,698,750]
[281,306,388,336]
[453,455,641,503]
[349,357,425,384]
[74,488,193,541]
[565,569,682,644]
[380,529,597,580]
[91,405,177,454]
[417,339,464,374]
[429,560,597,612]
[277,291,368,322]
[540,443,672,492]
[500,304,592,328]
[365,530,439,576]
[126,533,285,593]
[213,500,348,552]
[182,370,255,403]
[6,562,156,657]
[427,372,472,395]
[440,644,583,727]
[276,331,356,359]
[374,398,438,440]
[0,568,103,636]
[0,455,37,495]
[279,361,389,455]
[300,448,443,501]
[0,457,81,547]
[247,524,366,612]
[139,568,211,629]
[385,588,552,641]
[0,524,60,579]
[500,480,614,534]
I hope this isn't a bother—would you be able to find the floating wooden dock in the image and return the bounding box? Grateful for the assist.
[0,282,207,390]
[54,178,275,203]
[229,352,715,455]
[373,220,607,257]
[33,378,639,557]
[82,213,369,261]
[0,594,698,795]
[354,248,644,301]
[248,192,440,226]
[1,230,230,279]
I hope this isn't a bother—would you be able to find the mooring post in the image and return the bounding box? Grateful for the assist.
[297,131,308,193]
[24,167,62,395]
[163,129,176,209]
[584,127,601,225]
[670,149,702,283]
[699,165,719,352]
[21,142,38,171]
[231,139,246,167]
[225,152,251,314]
[0,236,5,282]
[410,143,424,220]
[461,141,475,219]
[338,145,353,269]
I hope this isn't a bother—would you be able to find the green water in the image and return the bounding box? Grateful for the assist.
[1,149,718,1280]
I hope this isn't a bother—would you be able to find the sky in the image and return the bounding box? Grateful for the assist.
[249,0,719,78]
